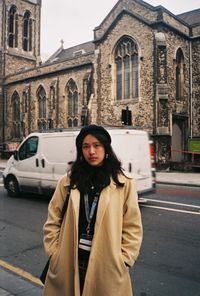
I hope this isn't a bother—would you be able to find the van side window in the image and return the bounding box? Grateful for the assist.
[19,137,38,160]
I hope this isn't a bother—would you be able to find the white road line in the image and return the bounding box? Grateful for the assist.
[141,204,200,215]
[145,198,200,209]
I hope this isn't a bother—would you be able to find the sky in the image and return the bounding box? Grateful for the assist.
[40,0,199,61]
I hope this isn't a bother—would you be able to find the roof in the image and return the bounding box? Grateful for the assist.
[45,41,95,64]
[177,9,200,26]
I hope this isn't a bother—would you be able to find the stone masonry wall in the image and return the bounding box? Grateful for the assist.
[4,0,41,76]
[5,53,36,76]
[4,64,93,140]
[95,12,155,133]
[164,28,190,116]
[192,39,200,136]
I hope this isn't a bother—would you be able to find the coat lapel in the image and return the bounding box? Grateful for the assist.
[70,188,80,230]
[94,180,116,238]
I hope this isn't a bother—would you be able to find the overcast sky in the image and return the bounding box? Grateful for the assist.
[40,0,199,61]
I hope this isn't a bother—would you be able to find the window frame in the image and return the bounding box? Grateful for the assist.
[8,5,18,48]
[37,86,47,131]
[66,79,79,127]
[22,11,32,51]
[114,36,139,102]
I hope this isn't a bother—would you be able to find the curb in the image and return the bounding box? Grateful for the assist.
[156,181,200,188]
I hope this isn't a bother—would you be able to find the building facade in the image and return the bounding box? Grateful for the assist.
[0,0,200,168]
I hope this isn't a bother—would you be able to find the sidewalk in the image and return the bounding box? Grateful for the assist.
[156,171,200,187]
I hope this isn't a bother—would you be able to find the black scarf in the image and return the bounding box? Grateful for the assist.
[77,162,110,193]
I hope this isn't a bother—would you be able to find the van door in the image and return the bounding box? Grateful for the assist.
[16,136,40,193]
[39,133,77,195]
[110,130,152,194]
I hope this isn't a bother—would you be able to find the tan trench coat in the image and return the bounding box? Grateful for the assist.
[43,172,143,296]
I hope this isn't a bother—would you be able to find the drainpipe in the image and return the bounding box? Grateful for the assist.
[2,0,6,143]
[189,40,193,139]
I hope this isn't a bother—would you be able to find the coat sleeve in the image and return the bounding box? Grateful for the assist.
[43,175,69,257]
[121,178,143,267]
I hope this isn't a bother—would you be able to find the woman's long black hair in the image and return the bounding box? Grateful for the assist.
[69,133,124,192]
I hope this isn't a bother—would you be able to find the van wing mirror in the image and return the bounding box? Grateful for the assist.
[13,150,19,161]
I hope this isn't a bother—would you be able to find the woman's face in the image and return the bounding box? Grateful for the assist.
[82,134,106,167]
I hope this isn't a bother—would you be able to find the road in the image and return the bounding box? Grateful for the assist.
[0,183,200,296]
[133,184,200,296]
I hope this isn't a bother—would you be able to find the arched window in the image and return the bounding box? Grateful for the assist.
[66,79,78,127]
[23,11,32,51]
[8,5,18,48]
[37,86,47,130]
[12,91,21,138]
[115,36,139,100]
[175,48,185,100]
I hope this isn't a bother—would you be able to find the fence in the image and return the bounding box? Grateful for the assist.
[171,149,200,166]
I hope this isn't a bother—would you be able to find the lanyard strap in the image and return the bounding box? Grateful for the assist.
[84,192,99,234]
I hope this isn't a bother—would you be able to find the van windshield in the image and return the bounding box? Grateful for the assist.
[19,136,38,160]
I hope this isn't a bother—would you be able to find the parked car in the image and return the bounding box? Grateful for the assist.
[3,127,155,199]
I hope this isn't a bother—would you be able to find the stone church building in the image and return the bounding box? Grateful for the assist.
[0,0,200,168]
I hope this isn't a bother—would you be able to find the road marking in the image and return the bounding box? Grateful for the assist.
[141,204,200,215]
[0,259,43,287]
[145,198,200,209]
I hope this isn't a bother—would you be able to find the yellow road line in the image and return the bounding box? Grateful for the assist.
[0,259,43,287]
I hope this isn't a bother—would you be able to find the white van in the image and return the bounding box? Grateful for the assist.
[3,127,155,198]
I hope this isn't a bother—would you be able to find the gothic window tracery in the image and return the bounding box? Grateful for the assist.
[114,36,139,100]
[23,11,32,51]
[37,86,47,130]
[8,5,18,48]
[66,79,78,127]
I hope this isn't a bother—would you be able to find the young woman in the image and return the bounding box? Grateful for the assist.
[43,125,143,296]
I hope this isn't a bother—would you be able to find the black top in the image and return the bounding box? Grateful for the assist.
[78,186,100,261]
[77,165,110,262]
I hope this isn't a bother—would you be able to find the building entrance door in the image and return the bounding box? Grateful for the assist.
[171,117,187,162]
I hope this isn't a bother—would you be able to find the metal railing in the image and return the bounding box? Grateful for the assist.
[171,149,200,164]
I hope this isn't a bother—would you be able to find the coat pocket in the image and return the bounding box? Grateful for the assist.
[49,248,60,274]
[120,252,129,272]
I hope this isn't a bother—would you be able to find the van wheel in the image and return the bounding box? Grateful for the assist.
[6,176,20,198]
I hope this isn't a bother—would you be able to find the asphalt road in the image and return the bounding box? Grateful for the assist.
[133,184,200,296]
[1,183,200,296]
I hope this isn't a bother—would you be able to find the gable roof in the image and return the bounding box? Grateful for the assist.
[45,41,95,64]
[177,9,200,26]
